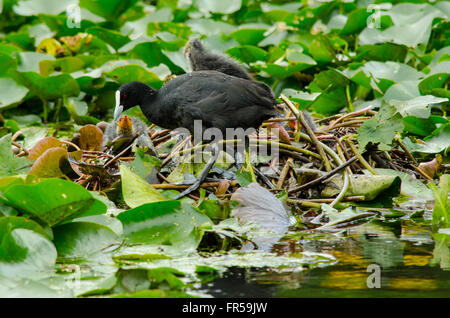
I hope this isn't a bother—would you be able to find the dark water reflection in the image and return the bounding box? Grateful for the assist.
[201,220,450,297]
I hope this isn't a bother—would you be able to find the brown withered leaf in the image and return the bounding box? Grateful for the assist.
[68,155,112,179]
[418,155,442,179]
[29,147,68,178]
[267,123,292,144]
[28,136,63,161]
[79,124,103,151]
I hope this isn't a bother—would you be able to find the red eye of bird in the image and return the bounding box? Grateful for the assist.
[123,93,127,100]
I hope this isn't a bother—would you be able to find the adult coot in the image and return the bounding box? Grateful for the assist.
[114,70,279,199]
[184,39,252,80]
[184,39,317,132]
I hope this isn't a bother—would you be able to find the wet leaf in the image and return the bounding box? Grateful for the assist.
[428,174,450,226]
[86,27,130,51]
[79,0,139,21]
[116,200,211,253]
[0,78,29,109]
[0,134,30,177]
[28,136,63,160]
[106,64,163,87]
[53,221,121,259]
[374,168,433,200]
[39,56,87,76]
[226,45,268,64]
[231,183,291,251]
[418,156,441,179]
[29,147,68,178]
[322,174,401,201]
[2,178,106,226]
[16,72,80,100]
[411,123,450,154]
[0,228,57,279]
[13,0,76,16]
[79,124,103,151]
[120,164,166,208]
[16,52,55,73]
[195,0,242,14]
[231,183,290,233]
[316,205,375,230]
[357,106,404,151]
[390,95,448,119]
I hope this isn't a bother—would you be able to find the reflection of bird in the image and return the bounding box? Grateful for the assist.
[114,71,279,199]
[103,115,158,157]
[184,39,252,80]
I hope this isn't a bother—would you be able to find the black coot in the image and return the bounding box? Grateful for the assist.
[184,39,252,80]
[114,70,279,199]
[184,39,317,132]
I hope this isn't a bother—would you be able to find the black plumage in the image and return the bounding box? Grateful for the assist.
[184,39,252,80]
[114,70,279,199]
[116,71,278,138]
[184,39,318,132]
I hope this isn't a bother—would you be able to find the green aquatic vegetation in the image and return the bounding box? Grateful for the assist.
[0,0,449,298]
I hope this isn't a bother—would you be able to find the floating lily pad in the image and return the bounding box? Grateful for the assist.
[0,77,29,109]
[0,134,30,177]
[120,164,166,208]
[53,221,121,259]
[2,178,106,226]
[28,147,68,178]
[322,174,401,202]
[28,136,63,160]
[16,72,80,100]
[117,200,212,253]
[0,228,57,280]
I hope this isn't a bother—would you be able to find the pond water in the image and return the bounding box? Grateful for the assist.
[200,219,450,298]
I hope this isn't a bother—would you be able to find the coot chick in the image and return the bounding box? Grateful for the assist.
[114,70,279,199]
[103,115,158,157]
[184,39,252,80]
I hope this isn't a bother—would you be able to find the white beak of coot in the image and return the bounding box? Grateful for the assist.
[114,90,123,122]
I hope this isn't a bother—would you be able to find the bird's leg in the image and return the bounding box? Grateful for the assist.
[234,135,249,170]
[171,142,219,200]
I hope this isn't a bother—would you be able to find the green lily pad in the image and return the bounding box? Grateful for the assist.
[86,27,130,51]
[195,0,242,14]
[340,8,372,35]
[13,0,76,16]
[226,45,268,64]
[16,52,55,73]
[16,72,80,100]
[106,64,163,87]
[390,95,448,119]
[79,0,139,21]
[53,221,121,259]
[403,116,447,137]
[116,200,212,252]
[2,178,106,226]
[39,56,88,76]
[374,168,434,200]
[411,123,450,154]
[0,228,57,279]
[120,164,166,208]
[357,104,404,151]
[230,28,267,46]
[0,134,30,177]
[322,174,401,202]
[0,77,29,109]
